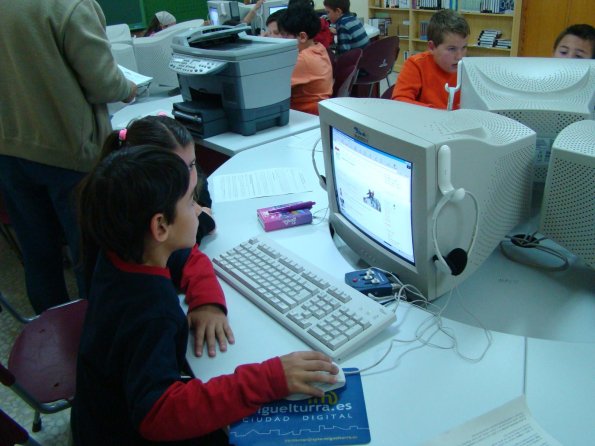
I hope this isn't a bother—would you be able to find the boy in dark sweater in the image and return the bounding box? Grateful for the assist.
[72,146,338,445]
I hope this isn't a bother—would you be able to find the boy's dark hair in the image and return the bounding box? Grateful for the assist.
[288,0,315,8]
[427,9,470,46]
[278,3,321,39]
[323,0,350,14]
[266,8,285,26]
[553,24,595,58]
[101,115,193,160]
[78,146,189,287]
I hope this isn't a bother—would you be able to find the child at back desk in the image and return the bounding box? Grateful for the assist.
[323,0,369,55]
[71,146,339,445]
[278,3,333,115]
[553,24,595,59]
[392,9,469,110]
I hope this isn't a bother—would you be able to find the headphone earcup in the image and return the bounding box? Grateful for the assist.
[444,248,468,276]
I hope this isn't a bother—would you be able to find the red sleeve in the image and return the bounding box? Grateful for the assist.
[392,56,433,108]
[182,245,226,313]
[315,19,334,48]
[139,357,288,441]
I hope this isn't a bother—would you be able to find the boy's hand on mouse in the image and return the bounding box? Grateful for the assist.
[279,351,338,398]
[187,304,235,357]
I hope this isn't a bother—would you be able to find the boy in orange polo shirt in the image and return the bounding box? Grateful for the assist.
[278,3,333,115]
[392,9,469,110]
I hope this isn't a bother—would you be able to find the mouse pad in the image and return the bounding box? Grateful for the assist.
[229,368,370,445]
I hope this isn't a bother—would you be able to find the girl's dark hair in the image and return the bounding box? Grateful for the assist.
[78,146,189,288]
[278,3,321,39]
[101,115,193,159]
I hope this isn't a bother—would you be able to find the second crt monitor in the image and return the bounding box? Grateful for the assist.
[319,98,536,301]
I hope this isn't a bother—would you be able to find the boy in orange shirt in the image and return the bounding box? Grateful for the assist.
[278,3,333,115]
[392,9,469,110]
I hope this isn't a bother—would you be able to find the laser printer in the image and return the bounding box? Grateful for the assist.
[169,25,298,138]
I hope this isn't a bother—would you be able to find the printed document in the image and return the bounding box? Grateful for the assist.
[423,396,561,446]
[211,168,311,202]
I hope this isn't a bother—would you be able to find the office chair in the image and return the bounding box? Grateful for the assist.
[352,36,399,98]
[0,192,22,264]
[0,408,41,446]
[381,84,394,99]
[332,48,363,98]
[0,292,88,432]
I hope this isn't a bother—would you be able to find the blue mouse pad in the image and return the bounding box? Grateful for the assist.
[229,368,370,446]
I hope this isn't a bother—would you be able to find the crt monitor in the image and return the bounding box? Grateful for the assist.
[208,1,240,26]
[459,57,595,186]
[319,98,536,301]
[133,19,204,94]
[251,0,288,33]
[539,120,595,269]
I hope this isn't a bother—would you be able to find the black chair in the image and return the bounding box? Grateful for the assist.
[352,36,400,98]
[0,292,87,432]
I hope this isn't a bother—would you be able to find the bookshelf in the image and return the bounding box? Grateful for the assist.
[368,0,523,72]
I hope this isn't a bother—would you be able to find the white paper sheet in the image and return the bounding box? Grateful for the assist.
[211,168,311,202]
[423,396,562,446]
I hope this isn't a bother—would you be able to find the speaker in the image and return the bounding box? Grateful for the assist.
[539,120,595,269]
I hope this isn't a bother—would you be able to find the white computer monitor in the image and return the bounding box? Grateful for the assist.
[251,0,288,33]
[459,57,595,185]
[207,1,241,26]
[319,98,536,301]
[539,120,595,269]
[133,19,204,94]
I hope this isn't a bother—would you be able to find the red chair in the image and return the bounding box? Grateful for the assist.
[352,36,400,98]
[0,407,42,446]
[381,84,395,99]
[0,292,88,432]
[332,48,363,98]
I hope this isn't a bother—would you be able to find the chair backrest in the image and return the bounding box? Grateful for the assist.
[381,84,395,99]
[354,36,400,86]
[332,48,363,98]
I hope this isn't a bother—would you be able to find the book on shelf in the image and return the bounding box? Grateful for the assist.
[460,0,514,13]
[369,17,393,36]
[418,20,430,40]
[229,369,370,446]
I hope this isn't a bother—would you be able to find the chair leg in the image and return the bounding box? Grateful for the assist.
[32,411,41,432]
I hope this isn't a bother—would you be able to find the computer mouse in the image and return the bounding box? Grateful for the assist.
[285,363,346,401]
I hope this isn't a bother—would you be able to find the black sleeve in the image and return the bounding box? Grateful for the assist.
[196,212,216,244]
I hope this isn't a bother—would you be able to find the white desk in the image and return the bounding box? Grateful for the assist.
[109,94,319,157]
[185,132,595,444]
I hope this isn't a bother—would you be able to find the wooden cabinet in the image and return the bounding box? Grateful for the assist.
[368,0,523,72]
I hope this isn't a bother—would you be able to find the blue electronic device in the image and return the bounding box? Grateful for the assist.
[345,268,393,297]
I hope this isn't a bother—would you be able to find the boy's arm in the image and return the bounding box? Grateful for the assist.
[392,57,431,107]
[168,246,234,357]
[336,25,352,54]
[139,357,288,441]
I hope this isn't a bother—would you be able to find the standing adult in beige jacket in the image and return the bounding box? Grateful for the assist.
[0,0,136,313]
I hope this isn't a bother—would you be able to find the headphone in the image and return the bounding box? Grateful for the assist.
[432,145,479,276]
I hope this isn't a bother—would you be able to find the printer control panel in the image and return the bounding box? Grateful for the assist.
[169,56,227,75]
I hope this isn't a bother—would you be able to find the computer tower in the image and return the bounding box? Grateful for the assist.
[539,120,595,268]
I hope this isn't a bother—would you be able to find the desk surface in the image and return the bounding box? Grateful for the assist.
[109,94,319,156]
[186,130,595,445]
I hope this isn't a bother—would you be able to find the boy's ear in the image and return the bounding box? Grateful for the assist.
[149,213,170,242]
[428,40,437,51]
[297,31,309,43]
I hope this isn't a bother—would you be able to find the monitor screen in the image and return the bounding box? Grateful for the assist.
[208,6,220,26]
[331,127,414,264]
[268,5,288,14]
[319,98,536,301]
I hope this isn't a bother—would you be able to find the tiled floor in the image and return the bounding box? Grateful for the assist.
[0,235,73,445]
